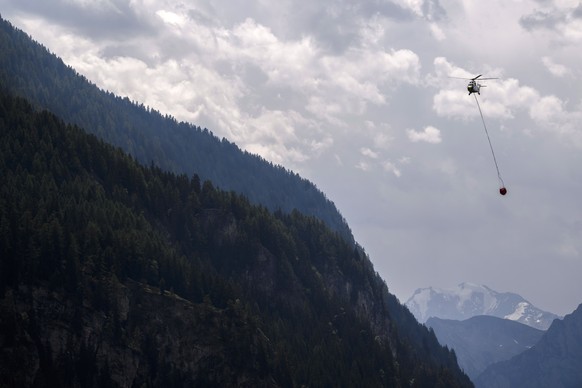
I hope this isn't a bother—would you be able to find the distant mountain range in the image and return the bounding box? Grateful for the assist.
[475,303,582,388]
[427,315,544,380]
[406,282,560,330]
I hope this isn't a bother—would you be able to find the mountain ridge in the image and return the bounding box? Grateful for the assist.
[475,303,582,388]
[406,282,559,330]
[0,15,353,242]
[427,315,544,380]
[0,63,472,386]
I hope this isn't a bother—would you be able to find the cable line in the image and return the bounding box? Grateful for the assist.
[474,94,507,195]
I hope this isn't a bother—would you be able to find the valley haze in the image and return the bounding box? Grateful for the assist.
[2,0,582,316]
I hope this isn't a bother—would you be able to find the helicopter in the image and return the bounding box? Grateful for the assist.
[450,74,498,95]
[449,73,507,195]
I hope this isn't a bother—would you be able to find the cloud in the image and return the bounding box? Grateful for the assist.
[429,22,446,40]
[361,147,380,159]
[529,95,582,145]
[373,132,395,149]
[431,57,540,120]
[356,160,371,172]
[541,56,571,77]
[392,0,446,21]
[520,9,563,30]
[156,10,187,27]
[382,161,402,177]
[432,58,582,146]
[6,0,159,39]
[406,126,442,143]
[520,3,582,44]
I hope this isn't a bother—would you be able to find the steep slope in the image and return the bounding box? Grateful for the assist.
[0,15,352,242]
[0,92,473,387]
[475,303,582,388]
[406,282,559,330]
[426,316,544,380]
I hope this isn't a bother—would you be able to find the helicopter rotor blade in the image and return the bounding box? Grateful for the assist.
[448,75,500,81]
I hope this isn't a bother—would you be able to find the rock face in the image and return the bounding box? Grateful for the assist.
[406,283,559,330]
[426,315,544,380]
[0,281,275,387]
[475,303,582,388]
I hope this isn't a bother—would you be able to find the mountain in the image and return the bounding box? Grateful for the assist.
[0,91,473,386]
[406,282,559,330]
[475,303,582,388]
[426,315,544,380]
[0,15,352,242]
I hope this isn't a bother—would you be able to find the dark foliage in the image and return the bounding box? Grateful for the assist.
[0,91,472,387]
[0,15,352,242]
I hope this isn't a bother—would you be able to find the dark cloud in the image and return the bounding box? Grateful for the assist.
[519,10,563,30]
[7,0,158,40]
[572,4,582,19]
[422,0,447,22]
[316,1,415,53]
[360,0,415,19]
[520,4,582,32]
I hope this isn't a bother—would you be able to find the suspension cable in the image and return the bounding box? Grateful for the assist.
[474,94,506,193]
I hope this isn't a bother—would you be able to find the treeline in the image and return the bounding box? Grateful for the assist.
[0,15,353,242]
[0,91,471,387]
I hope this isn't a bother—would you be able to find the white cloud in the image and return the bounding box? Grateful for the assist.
[373,132,394,149]
[541,56,571,77]
[156,9,186,27]
[529,95,582,145]
[429,23,446,41]
[382,161,402,177]
[361,147,379,159]
[356,160,371,172]
[529,95,564,124]
[406,126,442,143]
[520,3,582,44]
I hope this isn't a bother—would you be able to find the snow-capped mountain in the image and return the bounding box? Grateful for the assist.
[405,282,560,330]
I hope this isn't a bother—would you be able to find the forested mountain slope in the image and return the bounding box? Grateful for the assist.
[0,15,352,242]
[0,92,472,387]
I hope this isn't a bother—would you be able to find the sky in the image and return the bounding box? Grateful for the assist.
[2,0,582,316]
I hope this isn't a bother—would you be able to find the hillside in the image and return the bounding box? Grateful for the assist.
[0,15,352,242]
[475,304,582,388]
[0,91,472,386]
[426,315,544,380]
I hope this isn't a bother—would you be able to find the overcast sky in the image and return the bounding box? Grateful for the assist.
[2,0,582,316]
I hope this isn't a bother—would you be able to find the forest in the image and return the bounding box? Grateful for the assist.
[0,14,475,387]
[0,90,472,386]
[0,15,352,242]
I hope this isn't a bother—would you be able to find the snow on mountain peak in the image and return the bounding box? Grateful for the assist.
[406,283,560,330]
[504,301,529,321]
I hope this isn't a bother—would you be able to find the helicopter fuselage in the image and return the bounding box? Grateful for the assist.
[467,80,481,95]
